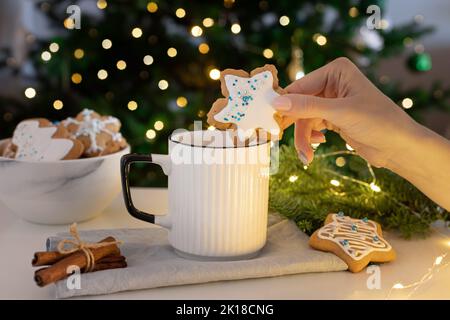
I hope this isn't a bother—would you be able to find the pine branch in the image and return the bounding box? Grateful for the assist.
[269,143,449,238]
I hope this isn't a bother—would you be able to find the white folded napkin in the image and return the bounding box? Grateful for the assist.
[47,215,347,298]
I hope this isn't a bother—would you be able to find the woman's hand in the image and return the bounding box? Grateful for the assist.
[273,57,450,210]
[273,57,418,168]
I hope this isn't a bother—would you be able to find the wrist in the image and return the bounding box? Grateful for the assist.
[384,120,428,175]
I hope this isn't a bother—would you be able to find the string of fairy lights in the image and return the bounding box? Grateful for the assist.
[287,141,450,297]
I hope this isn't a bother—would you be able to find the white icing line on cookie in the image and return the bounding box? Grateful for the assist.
[63,109,122,153]
[317,213,392,261]
[12,120,74,161]
[213,70,281,139]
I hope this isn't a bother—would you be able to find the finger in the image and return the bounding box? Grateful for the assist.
[286,57,356,96]
[294,120,315,165]
[286,63,331,95]
[310,130,326,143]
[273,93,344,120]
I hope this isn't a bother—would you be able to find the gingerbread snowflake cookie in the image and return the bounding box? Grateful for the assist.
[207,64,288,141]
[309,212,396,272]
[62,109,127,157]
[9,118,84,161]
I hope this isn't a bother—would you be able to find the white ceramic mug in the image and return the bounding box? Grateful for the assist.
[121,130,271,260]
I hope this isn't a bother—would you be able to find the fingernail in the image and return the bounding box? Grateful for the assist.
[298,151,309,165]
[272,96,292,111]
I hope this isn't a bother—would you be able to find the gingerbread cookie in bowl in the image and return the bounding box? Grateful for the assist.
[309,212,396,273]
[207,64,292,141]
[61,109,127,157]
[7,118,84,161]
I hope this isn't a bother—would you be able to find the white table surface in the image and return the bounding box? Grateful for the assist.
[0,188,449,300]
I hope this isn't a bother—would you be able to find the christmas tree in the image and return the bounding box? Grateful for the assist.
[0,0,449,235]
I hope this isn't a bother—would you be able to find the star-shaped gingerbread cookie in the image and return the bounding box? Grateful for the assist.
[207,64,289,141]
[309,212,396,272]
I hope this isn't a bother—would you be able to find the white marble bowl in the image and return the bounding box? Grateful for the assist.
[0,139,130,224]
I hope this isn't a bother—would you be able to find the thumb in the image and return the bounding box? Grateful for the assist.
[272,94,343,120]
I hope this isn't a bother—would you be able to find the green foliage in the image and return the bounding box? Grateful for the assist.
[269,139,449,238]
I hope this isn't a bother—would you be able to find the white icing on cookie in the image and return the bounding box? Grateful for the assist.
[63,109,122,153]
[12,120,74,161]
[213,71,281,139]
[317,213,392,261]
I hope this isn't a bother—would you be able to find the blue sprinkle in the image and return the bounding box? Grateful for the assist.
[228,96,233,101]
[341,240,349,246]
[232,83,236,86]
[223,117,229,121]
[351,224,357,231]
[237,118,241,121]
[254,79,257,82]
[338,211,344,217]
[362,217,369,223]
[373,236,379,242]
[238,91,241,95]
[247,80,250,83]
[264,74,268,78]
[235,103,238,107]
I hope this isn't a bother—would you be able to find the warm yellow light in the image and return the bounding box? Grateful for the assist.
[154,120,164,131]
[209,68,221,80]
[64,18,75,29]
[435,255,444,265]
[102,39,112,49]
[263,48,274,59]
[369,182,381,192]
[402,98,413,109]
[116,60,127,70]
[393,283,404,289]
[176,96,188,107]
[24,87,36,99]
[97,0,107,10]
[167,47,177,57]
[191,26,203,37]
[311,143,321,149]
[231,23,241,34]
[97,69,108,80]
[71,73,82,84]
[74,48,84,59]
[49,42,59,53]
[132,27,143,38]
[330,179,340,187]
[349,7,359,18]
[279,15,290,26]
[380,19,390,30]
[146,2,158,13]
[53,100,63,110]
[41,51,51,61]
[198,43,210,54]
[127,100,138,111]
[203,18,214,27]
[315,34,327,46]
[345,143,354,151]
[143,55,154,65]
[158,80,169,90]
[336,157,346,167]
[289,175,298,183]
[207,125,216,131]
[175,8,186,18]
[146,129,156,140]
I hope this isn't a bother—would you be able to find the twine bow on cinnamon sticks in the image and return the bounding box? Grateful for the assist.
[56,223,122,272]
[33,223,126,287]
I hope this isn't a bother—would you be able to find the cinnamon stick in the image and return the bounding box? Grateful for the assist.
[34,236,120,287]
[32,237,123,266]
[93,260,127,272]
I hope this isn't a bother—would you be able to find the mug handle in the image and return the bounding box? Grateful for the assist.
[120,153,171,224]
